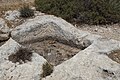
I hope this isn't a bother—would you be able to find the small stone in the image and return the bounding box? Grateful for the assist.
[4,10,20,21]
[94,28,98,32]
[0,33,9,41]
[48,53,52,56]
[0,18,5,28]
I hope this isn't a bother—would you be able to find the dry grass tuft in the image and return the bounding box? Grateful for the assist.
[8,47,33,64]
[0,1,34,11]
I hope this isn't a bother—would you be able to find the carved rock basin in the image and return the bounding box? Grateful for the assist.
[1,15,120,80]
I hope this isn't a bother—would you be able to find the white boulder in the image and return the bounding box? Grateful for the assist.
[0,38,48,80]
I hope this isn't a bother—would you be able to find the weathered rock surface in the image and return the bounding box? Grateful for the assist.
[0,38,47,80]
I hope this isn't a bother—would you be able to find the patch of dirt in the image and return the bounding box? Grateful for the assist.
[25,40,80,66]
[108,50,120,64]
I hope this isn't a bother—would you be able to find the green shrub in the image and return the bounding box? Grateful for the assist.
[41,62,53,78]
[20,5,34,18]
[35,0,82,21]
[35,0,120,25]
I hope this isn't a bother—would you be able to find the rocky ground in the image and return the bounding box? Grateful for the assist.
[77,24,120,65]
[77,24,120,41]
[0,9,120,80]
